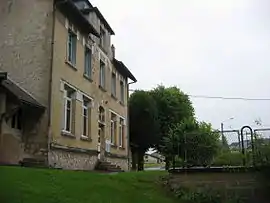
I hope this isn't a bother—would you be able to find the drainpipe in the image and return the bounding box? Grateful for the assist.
[126,80,136,171]
[47,0,68,165]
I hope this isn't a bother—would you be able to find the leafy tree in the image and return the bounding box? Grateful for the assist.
[163,118,220,168]
[129,90,159,171]
[150,85,194,169]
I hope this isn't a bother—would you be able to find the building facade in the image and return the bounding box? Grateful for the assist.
[0,0,136,171]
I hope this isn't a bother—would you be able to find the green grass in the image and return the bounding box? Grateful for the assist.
[0,166,176,203]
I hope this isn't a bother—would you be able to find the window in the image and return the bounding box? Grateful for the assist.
[120,81,124,103]
[111,73,116,97]
[63,86,75,133]
[98,106,105,123]
[67,29,77,66]
[100,26,105,48]
[82,97,91,137]
[99,60,105,88]
[84,47,92,78]
[11,108,22,130]
[119,118,125,147]
[110,113,117,145]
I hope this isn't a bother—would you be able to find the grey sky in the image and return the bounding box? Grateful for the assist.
[91,0,270,137]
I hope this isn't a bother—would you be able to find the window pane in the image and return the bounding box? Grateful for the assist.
[66,108,71,131]
[112,74,116,96]
[70,33,76,65]
[110,121,114,143]
[83,108,87,116]
[100,61,105,87]
[84,48,91,76]
[83,116,87,136]
[120,81,124,102]
[67,100,71,109]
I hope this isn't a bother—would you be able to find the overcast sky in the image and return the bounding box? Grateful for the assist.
[91,0,270,140]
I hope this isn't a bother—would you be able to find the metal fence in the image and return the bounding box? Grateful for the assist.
[173,126,270,168]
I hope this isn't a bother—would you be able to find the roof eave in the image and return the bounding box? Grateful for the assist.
[55,0,100,37]
[113,59,137,83]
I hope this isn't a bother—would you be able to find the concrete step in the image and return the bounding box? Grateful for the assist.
[95,161,124,172]
[20,158,47,168]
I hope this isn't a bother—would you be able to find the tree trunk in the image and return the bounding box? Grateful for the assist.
[131,149,137,171]
[137,150,145,171]
[165,156,170,170]
[172,155,176,169]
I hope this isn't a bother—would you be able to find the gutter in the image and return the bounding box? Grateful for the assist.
[47,0,68,165]
[126,80,137,171]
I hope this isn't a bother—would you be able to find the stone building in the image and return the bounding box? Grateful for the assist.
[0,0,136,171]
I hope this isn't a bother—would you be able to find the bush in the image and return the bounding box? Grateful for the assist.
[212,151,245,166]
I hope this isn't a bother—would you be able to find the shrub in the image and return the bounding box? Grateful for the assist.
[212,151,245,166]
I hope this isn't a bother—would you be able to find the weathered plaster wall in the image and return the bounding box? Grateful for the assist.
[0,0,54,161]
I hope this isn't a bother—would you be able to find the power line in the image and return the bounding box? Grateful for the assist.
[188,95,270,101]
[128,89,270,101]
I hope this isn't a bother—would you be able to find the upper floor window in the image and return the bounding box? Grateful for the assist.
[120,81,124,103]
[67,29,77,66]
[99,26,105,48]
[111,73,116,97]
[84,47,92,78]
[98,106,105,123]
[110,113,117,145]
[63,85,76,133]
[82,97,91,137]
[99,60,106,89]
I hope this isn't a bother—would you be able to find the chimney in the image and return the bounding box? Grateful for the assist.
[111,44,115,58]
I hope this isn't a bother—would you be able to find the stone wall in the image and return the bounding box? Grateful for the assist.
[167,169,265,203]
[105,157,129,171]
[48,149,98,170]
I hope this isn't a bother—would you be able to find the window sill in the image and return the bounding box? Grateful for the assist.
[99,85,107,92]
[80,135,92,142]
[83,74,93,82]
[111,94,117,101]
[61,131,76,139]
[65,60,77,70]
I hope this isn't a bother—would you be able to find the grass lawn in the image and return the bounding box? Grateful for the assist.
[0,166,176,203]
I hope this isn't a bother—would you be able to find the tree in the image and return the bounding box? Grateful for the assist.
[129,90,159,171]
[150,85,195,169]
[163,118,220,168]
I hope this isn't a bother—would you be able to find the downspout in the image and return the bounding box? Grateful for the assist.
[126,80,136,171]
[47,0,67,166]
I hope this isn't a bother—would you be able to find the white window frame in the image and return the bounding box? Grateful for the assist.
[119,118,124,147]
[63,90,73,133]
[111,73,116,97]
[67,29,77,66]
[110,113,116,145]
[84,46,92,78]
[100,26,105,48]
[99,60,106,88]
[82,98,90,138]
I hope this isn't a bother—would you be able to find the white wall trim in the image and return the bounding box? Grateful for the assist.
[109,109,125,120]
[60,80,94,101]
